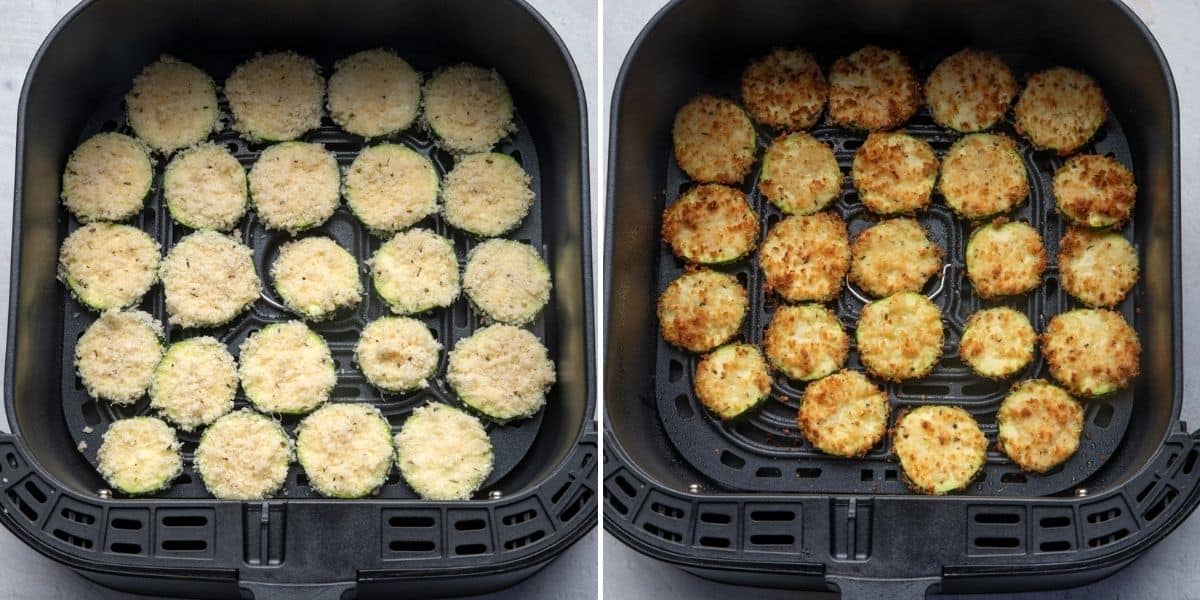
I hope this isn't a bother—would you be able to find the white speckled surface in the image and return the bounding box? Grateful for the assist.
[602,0,1200,597]
[0,1,596,598]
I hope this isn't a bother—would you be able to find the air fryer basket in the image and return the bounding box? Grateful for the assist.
[2,1,594,598]
[605,0,1196,596]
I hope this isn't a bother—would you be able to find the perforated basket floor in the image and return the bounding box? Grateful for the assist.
[654,50,1138,496]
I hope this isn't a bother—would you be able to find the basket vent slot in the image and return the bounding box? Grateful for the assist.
[502,530,545,550]
[699,512,731,524]
[1040,540,1071,552]
[106,508,149,556]
[743,504,801,553]
[447,508,492,557]
[502,510,536,526]
[1094,402,1115,428]
[1087,528,1130,548]
[755,467,781,478]
[110,543,142,554]
[1143,487,1179,522]
[974,512,1020,524]
[967,506,1026,556]
[698,536,731,548]
[455,519,486,531]
[652,502,685,519]
[1039,516,1070,528]
[559,486,594,523]
[382,508,440,558]
[642,522,683,544]
[974,537,1020,548]
[1086,507,1121,524]
[155,509,214,558]
[52,528,93,549]
[796,467,821,479]
[1183,449,1199,475]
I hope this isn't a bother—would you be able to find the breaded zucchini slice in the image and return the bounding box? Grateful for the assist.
[1059,226,1138,308]
[327,49,422,138]
[672,94,757,184]
[740,48,827,131]
[661,184,759,264]
[369,228,459,314]
[1052,154,1137,228]
[248,141,340,234]
[442,153,534,237]
[423,64,515,154]
[194,409,292,500]
[297,403,394,498]
[149,336,236,431]
[938,134,1028,220]
[395,403,494,500]
[797,370,889,457]
[125,55,219,154]
[271,237,363,320]
[657,269,747,353]
[893,406,987,495]
[763,304,848,381]
[1014,67,1107,155]
[693,344,772,420]
[997,380,1084,473]
[61,132,153,223]
[760,212,850,302]
[849,218,942,298]
[163,143,248,231]
[463,239,551,325]
[856,292,943,381]
[75,309,163,404]
[224,51,324,142]
[345,144,439,234]
[447,324,556,421]
[924,49,1017,133]
[59,223,160,311]
[959,307,1037,379]
[96,417,182,496]
[759,133,841,215]
[355,317,441,394]
[239,321,336,415]
[1043,309,1140,397]
[828,46,921,131]
[851,132,938,215]
[160,231,260,328]
[965,219,1045,299]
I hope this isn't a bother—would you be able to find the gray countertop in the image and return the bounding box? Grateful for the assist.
[601,0,1200,598]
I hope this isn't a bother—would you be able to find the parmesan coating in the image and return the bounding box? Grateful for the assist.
[395,403,494,500]
[446,324,556,421]
[1059,226,1139,308]
[163,142,247,231]
[849,218,942,297]
[160,231,261,328]
[924,49,1017,133]
[344,144,438,234]
[61,132,153,222]
[248,142,340,234]
[828,46,921,131]
[75,309,163,404]
[856,292,943,381]
[442,153,535,237]
[423,64,515,154]
[239,321,335,414]
[763,304,848,381]
[225,51,324,142]
[759,212,850,302]
[797,370,889,457]
[297,403,394,498]
[1052,154,1137,228]
[693,344,771,421]
[758,133,842,215]
[661,184,759,264]
[149,336,236,430]
[59,223,160,311]
[657,269,747,353]
[997,380,1083,473]
[938,134,1029,220]
[893,406,987,495]
[327,49,422,138]
[1014,67,1107,155]
[851,132,938,215]
[959,307,1037,379]
[463,239,551,325]
[271,237,363,320]
[965,220,1045,299]
[672,94,757,184]
[355,317,441,393]
[194,410,292,500]
[740,48,827,131]
[369,228,459,314]
[125,55,219,153]
[96,417,182,496]
[1043,309,1140,397]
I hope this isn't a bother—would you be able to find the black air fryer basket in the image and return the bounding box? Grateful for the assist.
[604,0,1194,596]
[1,1,595,598]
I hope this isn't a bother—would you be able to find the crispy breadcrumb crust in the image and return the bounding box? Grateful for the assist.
[1058,226,1139,308]
[741,48,827,130]
[893,405,987,495]
[828,46,921,131]
[662,184,759,264]
[1052,154,1137,228]
[851,132,938,215]
[849,218,942,297]
[1014,67,1107,155]
[763,304,848,381]
[958,307,1037,379]
[1042,308,1140,397]
[856,292,943,381]
[759,212,850,302]
[938,134,1028,220]
[657,269,747,353]
[965,219,1046,299]
[693,344,772,420]
[672,94,757,184]
[759,132,842,215]
[924,49,1017,133]
[997,379,1084,473]
[797,370,889,457]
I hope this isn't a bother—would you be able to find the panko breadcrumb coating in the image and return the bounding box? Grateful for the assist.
[423,64,515,154]
[1058,226,1139,308]
[924,49,1017,133]
[893,406,987,495]
[965,219,1045,299]
[740,48,827,131]
[828,46,921,131]
[849,218,942,297]
[759,133,842,215]
[61,133,153,223]
[446,324,556,421]
[327,49,422,138]
[672,94,757,184]
[657,269,747,354]
[59,223,160,311]
[1014,67,1107,155]
[759,212,850,303]
[395,403,494,500]
[1043,309,1140,397]
[125,55,219,153]
[661,184,759,264]
[958,307,1037,379]
[938,134,1028,220]
[693,344,771,421]
[797,370,889,457]
[75,309,163,404]
[851,132,938,215]
[225,51,324,142]
[997,380,1083,473]
[856,292,943,381]
[763,304,848,381]
[1052,154,1137,228]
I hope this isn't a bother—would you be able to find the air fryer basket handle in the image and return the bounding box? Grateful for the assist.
[238,582,353,600]
[828,576,936,599]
